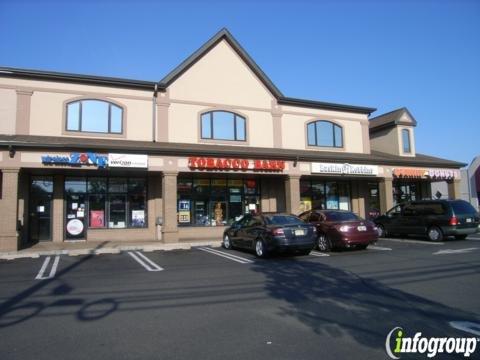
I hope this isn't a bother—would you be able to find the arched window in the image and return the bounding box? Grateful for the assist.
[200,111,246,141]
[307,120,343,148]
[402,129,411,153]
[66,99,123,134]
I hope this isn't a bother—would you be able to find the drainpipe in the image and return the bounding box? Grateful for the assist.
[152,83,158,142]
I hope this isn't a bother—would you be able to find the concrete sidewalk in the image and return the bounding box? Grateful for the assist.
[0,239,222,260]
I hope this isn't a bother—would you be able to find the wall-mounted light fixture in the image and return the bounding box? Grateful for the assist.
[8,145,15,158]
[293,156,299,167]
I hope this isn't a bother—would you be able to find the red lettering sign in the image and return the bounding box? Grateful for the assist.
[188,157,285,172]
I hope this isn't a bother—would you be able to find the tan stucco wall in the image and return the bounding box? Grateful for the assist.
[281,112,365,153]
[168,40,274,109]
[28,91,153,140]
[0,88,16,134]
[370,127,399,155]
[168,103,274,148]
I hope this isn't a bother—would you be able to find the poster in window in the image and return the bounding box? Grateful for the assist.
[178,200,190,211]
[178,211,191,223]
[90,210,105,228]
[339,197,350,211]
[326,197,339,210]
[300,197,312,213]
[132,210,145,227]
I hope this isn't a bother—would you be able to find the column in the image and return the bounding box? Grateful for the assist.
[285,175,301,215]
[379,178,393,214]
[350,181,360,216]
[0,168,20,251]
[156,90,170,142]
[16,90,33,135]
[447,179,461,200]
[271,100,283,148]
[161,171,178,243]
[52,174,64,243]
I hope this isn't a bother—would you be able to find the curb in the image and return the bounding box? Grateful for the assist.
[0,241,223,261]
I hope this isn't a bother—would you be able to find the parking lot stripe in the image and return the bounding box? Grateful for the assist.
[134,251,164,271]
[310,251,330,257]
[368,245,392,251]
[127,251,163,271]
[433,248,478,256]
[35,255,60,280]
[380,238,444,245]
[197,247,253,264]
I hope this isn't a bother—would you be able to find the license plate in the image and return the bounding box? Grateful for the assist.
[357,226,367,231]
[294,229,305,236]
[466,218,472,223]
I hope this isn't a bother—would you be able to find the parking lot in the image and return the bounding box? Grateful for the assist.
[1,235,479,360]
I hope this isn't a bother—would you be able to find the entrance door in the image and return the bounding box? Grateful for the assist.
[65,177,87,240]
[29,177,53,242]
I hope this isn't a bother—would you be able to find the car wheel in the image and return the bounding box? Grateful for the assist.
[427,226,444,242]
[317,234,331,252]
[377,224,387,238]
[254,238,267,258]
[223,234,232,249]
[455,234,468,240]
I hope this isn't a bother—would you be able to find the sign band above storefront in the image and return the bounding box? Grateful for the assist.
[42,152,108,168]
[311,162,379,176]
[188,157,285,171]
[42,153,148,169]
[393,168,459,179]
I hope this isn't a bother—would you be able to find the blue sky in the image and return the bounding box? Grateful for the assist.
[1,0,479,164]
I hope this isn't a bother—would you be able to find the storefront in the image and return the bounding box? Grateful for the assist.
[392,167,460,205]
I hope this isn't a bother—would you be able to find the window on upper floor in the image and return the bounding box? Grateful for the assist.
[200,111,246,141]
[402,129,411,153]
[66,99,123,134]
[307,120,343,148]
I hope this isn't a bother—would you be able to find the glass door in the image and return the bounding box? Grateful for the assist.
[65,178,87,240]
[29,177,53,242]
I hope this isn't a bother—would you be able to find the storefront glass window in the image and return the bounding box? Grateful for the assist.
[65,178,87,193]
[64,177,147,235]
[300,179,351,211]
[178,177,261,227]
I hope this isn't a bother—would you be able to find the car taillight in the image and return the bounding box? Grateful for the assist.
[449,216,459,226]
[272,228,285,236]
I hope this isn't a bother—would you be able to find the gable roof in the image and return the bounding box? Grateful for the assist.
[369,107,417,133]
[157,28,376,115]
[0,66,156,91]
[158,28,283,98]
[0,28,376,115]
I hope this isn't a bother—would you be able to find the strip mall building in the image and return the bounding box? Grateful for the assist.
[0,29,465,251]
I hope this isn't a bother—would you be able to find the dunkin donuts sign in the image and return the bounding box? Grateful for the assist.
[188,157,285,172]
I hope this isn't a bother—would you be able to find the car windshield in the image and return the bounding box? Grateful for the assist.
[324,212,361,222]
[265,215,304,225]
[450,201,477,215]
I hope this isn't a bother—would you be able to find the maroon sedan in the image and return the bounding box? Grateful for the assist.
[299,210,378,251]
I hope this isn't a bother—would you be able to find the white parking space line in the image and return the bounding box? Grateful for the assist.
[380,238,444,245]
[127,251,163,271]
[310,251,330,257]
[35,255,60,280]
[368,245,392,251]
[197,247,253,264]
[433,248,478,256]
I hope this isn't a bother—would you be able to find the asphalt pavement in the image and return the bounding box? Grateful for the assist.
[0,235,479,360]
